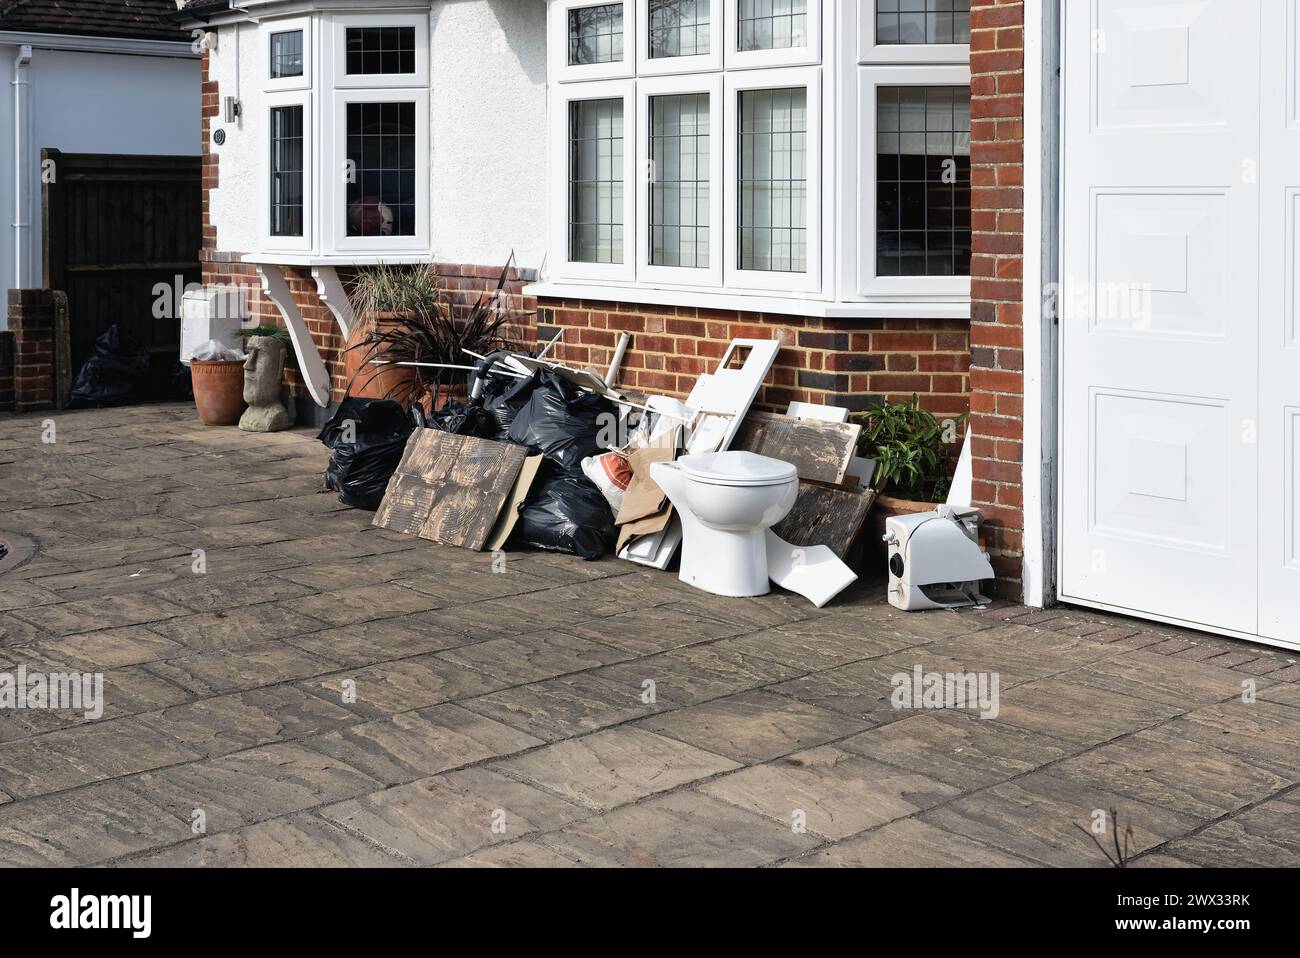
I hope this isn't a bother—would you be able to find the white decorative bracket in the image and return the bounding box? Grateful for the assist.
[257,264,332,408]
[311,265,355,340]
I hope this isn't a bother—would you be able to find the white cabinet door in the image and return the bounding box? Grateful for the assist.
[1258,0,1300,643]
[1060,0,1262,636]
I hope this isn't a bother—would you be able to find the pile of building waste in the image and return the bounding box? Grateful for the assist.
[319,332,877,608]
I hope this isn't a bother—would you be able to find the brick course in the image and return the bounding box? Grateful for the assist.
[537,300,971,418]
[6,289,57,412]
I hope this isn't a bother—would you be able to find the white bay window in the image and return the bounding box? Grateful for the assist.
[256,10,430,262]
[541,0,971,318]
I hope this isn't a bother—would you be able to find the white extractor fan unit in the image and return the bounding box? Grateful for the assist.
[884,506,995,611]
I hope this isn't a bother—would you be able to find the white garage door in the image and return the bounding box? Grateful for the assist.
[1060,0,1299,646]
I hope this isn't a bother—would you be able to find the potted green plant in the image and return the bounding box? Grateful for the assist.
[344,261,523,410]
[853,395,967,562]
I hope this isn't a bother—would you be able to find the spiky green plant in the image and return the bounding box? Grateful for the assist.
[853,395,965,503]
[344,259,524,407]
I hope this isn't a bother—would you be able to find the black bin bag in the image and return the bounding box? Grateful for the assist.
[317,397,413,511]
[67,325,152,408]
[479,365,539,440]
[512,466,616,561]
[507,370,616,473]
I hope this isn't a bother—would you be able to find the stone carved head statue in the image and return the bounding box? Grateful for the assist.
[243,336,286,404]
[239,335,290,432]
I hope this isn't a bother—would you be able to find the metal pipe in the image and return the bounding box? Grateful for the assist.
[12,44,33,292]
[606,332,631,387]
[536,328,563,360]
[369,359,526,378]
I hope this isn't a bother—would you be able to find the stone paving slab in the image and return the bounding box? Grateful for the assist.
[318,766,588,865]
[2,403,1299,867]
[493,727,740,811]
[700,746,960,841]
[632,689,871,764]
[536,790,820,867]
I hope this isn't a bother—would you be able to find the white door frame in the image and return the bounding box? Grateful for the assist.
[1021,0,1060,610]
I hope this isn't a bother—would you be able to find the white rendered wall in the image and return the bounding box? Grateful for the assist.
[429,0,548,270]
[0,46,201,328]
[207,1,548,272]
[205,21,262,256]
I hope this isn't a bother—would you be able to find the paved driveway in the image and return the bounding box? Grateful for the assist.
[1,404,1298,867]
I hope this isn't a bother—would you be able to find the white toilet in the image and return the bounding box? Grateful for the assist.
[651,451,799,598]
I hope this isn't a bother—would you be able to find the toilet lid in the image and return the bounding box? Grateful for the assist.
[678,451,798,487]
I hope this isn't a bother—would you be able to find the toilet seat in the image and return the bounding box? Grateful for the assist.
[678,451,797,487]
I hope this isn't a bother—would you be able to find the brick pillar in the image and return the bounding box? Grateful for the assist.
[0,330,14,411]
[969,0,1026,597]
[201,49,219,252]
[7,289,56,412]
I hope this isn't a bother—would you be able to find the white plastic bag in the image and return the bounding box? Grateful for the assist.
[581,451,633,513]
[191,339,245,362]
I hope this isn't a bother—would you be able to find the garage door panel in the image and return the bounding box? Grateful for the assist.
[1287,189,1300,347]
[1287,409,1300,569]
[1092,190,1230,337]
[1062,0,1260,639]
[1092,390,1228,551]
[1259,0,1300,641]
[1095,0,1231,131]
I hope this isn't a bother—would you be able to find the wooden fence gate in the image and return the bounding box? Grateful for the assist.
[42,149,202,397]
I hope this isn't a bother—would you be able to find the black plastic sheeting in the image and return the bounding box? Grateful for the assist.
[512,464,617,561]
[67,325,152,409]
[318,397,414,511]
[507,370,616,474]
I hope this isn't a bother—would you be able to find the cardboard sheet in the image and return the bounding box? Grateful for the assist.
[374,431,530,551]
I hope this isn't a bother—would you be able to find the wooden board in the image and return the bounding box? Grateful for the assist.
[772,483,876,560]
[733,411,862,485]
[374,431,529,551]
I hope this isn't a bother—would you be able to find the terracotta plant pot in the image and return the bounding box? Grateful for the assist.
[343,312,423,406]
[190,359,248,426]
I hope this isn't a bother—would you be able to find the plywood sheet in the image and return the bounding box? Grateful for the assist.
[772,483,876,559]
[374,431,529,551]
[733,411,861,485]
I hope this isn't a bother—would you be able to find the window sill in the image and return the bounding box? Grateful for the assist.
[522,281,972,321]
[242,252,434,267]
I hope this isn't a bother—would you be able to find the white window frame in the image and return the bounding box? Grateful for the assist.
[636,0,724,75]
[551,0,636,82]
[856,63,972,299]
[859,3,970,64]
[724,0,822,70]
[549,79,638,282]
[264,16,312,93]
[262,91,314,255]
[723,66,822,294]
[329,88,431,255]
[637,73,724,287]
[330,12,430,90]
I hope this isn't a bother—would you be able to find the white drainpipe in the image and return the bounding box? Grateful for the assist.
[12,43,33,290]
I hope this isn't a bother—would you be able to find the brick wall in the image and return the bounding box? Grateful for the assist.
[6,289,56,413]
[969,0,1026,595]
[537,300,971,419]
